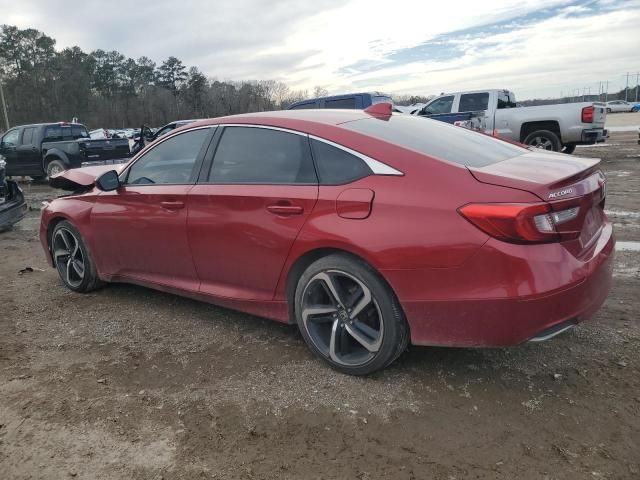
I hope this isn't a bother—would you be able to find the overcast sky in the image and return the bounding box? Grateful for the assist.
[2,0,639,99]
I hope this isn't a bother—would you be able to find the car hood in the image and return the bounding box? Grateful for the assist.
[49,164,125,191]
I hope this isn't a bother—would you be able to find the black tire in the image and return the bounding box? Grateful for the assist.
[561,144,576,155]
[31,175,47,182]
[51,220,105,293]
[294,253,409,375]
[523,129,561,152]
[606,108,611,113]
[46,159,66,178]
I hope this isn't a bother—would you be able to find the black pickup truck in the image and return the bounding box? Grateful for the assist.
[0,122,131,179]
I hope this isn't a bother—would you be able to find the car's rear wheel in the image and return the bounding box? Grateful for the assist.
[51,220,104,292]
[606,108,611,113]
[294,254,408,375]
[561,144,576,154]
[523,130,561,151]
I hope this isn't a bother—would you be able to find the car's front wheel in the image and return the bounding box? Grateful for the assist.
[51,220,104,292]
[294,254,408,375]
[46,159,66,178]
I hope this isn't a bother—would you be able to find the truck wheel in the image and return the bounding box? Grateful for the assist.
[523,130,561,152]
[561,144,576,154]
[46,160,66,178]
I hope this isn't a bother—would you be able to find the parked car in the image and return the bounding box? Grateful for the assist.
[0,122,132,179]
[291,93,485,129]
[41,104,614,375]
[287,92,393,110]
[0,156,27,230]
[605,100,634,113]
[417,89,607,154]
[631,103,640,112]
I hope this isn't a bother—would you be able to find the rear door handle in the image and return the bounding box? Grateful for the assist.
[266,204,304,215]
[160,200,185,210]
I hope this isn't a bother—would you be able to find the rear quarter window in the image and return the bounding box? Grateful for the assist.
[342,114,526,167]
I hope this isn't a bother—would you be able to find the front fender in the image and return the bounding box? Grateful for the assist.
[40,195,96,266]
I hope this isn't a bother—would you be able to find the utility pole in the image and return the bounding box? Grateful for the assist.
[625,72,629,101]
[0,79,9,131]
[636,72,639,102]
[605,81,609,102]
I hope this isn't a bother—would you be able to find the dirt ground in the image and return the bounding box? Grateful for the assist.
[1,131,639,480]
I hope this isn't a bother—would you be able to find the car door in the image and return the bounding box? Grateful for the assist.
[90,127,215,291]
[15,127,42,175]
[187,125,319,301]
[0,128,22,176]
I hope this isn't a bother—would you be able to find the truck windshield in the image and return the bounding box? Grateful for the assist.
[342,114,526,167]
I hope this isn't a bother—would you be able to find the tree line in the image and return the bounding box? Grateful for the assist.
[0,24,317,130]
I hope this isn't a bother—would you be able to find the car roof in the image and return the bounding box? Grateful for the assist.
[13,122,86,128]
[187,109,374,131]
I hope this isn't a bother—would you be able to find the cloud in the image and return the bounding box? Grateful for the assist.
[1,0,639,99]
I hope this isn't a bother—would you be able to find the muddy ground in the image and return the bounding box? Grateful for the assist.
[1,131,639,479]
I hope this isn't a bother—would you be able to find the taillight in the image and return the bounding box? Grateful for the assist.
[458,203,579,244]
[581,106,594,123]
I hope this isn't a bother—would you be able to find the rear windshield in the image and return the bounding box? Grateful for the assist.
[341,114,526,167]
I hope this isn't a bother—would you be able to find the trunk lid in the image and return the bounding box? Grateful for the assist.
[469,151,607,255]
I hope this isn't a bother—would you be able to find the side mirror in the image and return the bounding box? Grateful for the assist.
[142,126,154,141]
[96,170,120,191]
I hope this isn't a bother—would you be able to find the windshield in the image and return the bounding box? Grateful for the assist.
[342,114,527,167]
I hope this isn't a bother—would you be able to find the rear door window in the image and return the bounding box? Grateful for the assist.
[289,102,317,110]
[324,97,357,109]
[459,93,489,112]
[422,96,454,115]
[21,127,35,145]
[342,114,526,167]
[209,126,317,184]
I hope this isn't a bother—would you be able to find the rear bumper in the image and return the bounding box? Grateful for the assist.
[0,181,27,230]
[578,128,608,144]
[384,222,615,347]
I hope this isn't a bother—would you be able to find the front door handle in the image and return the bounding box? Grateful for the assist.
[160,200,185,210]
[266,204,304,215]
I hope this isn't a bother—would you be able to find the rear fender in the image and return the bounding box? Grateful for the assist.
[43,148,70,169]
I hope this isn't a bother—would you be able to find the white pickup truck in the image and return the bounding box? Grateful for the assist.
[416,89,608,154]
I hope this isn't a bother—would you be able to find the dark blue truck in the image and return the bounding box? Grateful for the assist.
[287,92,484,129]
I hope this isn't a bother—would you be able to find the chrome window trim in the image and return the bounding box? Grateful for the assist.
[217,124,403,176]
[308,134,403,176]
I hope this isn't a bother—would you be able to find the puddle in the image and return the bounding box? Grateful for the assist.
[616,241,640,252]
[606,210,640,218]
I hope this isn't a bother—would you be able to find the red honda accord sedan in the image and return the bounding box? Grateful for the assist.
[40,104,614,375]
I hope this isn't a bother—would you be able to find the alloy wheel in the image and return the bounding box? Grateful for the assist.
[53,228,85,288]
[301,269,383,367]
[528,136,554,150]
[49,164,63,176]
